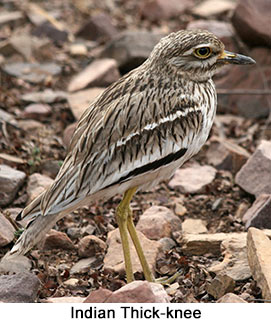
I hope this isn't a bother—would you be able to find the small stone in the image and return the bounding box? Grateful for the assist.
[158,237,176,252]
[169,163,216,194]
[0,272,40,303]
[105,281,170,303]
[70,257,97,275]
[84,288,113,303]
[101,31,163,73]
[67,88,105,120]
[217,292,247,303]
[206,137,250,174]
[182,219,208,235]
[21,89,67,103]
[17,120,44,132]
[232,0,271,48]
[42,229,75,251]
[104,228,162,276]
[192,0,236,17]
[208,235,251,281]
[76,13,118,42]
[27,173,53,203]
[139,0,192,22]
[206,275,235,299]
[78,235,107,258]
[23,103,52,120]
[3,62,61,83]
[69,43,88,56]
[63,278,79,287]
[136,206,182,240]
[44,296,85,303]
[41,160,61,179]
[0,213,15,247]
[236,140,271,197]
[0,254,32,274]
[68,58,120,92]
[32,21,68,43]
[0,11,23,26]
[67,227,81,239]
[247,228,271,300]
[173,198,187,216]
[243,194,271,229]
[63,123,77,147]
[0,165,26,207]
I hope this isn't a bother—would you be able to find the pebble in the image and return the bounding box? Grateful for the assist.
[158,237,176,252]
[217,292,247,303]
[247,228,271,300]
[236,140,271,197]
[26,173,53,203]
[0,254,32,274]
[17,120,44,132]
[42,229,75,251]
[136,206,182,240]
[70,257,97,275]
[23,103,52,120]
[0,164,26,207]
[206,274,235,299]
[191,0,236,17]
[21,89,67,103]
[181,219,208,235]
[69,43,88,56]
[63,278,79,288]
[77,235,107,258]
[0,212,15,247]
[168,163,217,194]
[104,228,162,276]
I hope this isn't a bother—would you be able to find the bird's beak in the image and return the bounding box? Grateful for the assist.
[218,50,256,65]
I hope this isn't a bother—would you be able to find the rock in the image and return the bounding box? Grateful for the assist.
[42,229,75,251]
[139,0,192,22]
[235,140,271,197]
[63,278,79,288]
[187,20,236,51]
[191,0,236,17]
[208,235,251,281]
[69,43,88,56]
[182,219,208,235]
[67,87,105,120]
[41,160,61,179]
[232,0,271,48]
[0,254,32,274]
[17,120,44,132]
[0,11,23,26]
[168,163,216,194]
[27,173,53,203]
[78,235,107,258]
[104,228,162,276]
[158,237,176,252]
[0,213,15,247]
[136,206,182,240]
[0,165,26,207]
[23,103,52,120]
[68,59,119,92]
[243,194,271,229]
[0,153,25,166]
[173,198,187,216]
[217,292,247,303]
[63,123,77,147]
[101,31,163,73]
[76,13,118,42]
[70,257,97,275]
[21,89,67,103]
[0,272,40,302]
[206,137,250,174]
[247,228,271,300]
[0,108,17,126]
[105,281,170,303]
[45,296,85,303]
[206,275,235,299]
[3,62,61,83]
[84,288,113,303]
[32,21,69,43]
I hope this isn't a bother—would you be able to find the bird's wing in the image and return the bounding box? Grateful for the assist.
[26,68,203,218]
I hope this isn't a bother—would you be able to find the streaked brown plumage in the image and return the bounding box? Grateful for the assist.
[6,29,255,283]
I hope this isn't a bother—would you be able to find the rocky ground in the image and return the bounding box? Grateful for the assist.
[0,0,271,303]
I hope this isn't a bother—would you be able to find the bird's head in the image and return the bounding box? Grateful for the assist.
[149,29,256,81]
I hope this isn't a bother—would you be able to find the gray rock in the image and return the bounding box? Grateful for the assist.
[158,237,176,252]
[0,213,15,247]
[70,257,97,274]
[0,254,32,274]
[206,274,235,299]
[0,272,40,302]
[0,165,26,206]
[0,11,23,26]
[217,292,247,303]
[27,173,53,203]
[21,89,67,103]
[236,140,271,197]
[243,194,271,229]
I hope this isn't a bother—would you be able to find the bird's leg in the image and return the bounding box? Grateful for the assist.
[116,188,137,283]
[127,207,155,283]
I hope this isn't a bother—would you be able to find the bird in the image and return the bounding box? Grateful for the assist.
[6,29,255,284]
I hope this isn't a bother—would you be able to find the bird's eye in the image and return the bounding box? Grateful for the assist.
[194,47,212,59]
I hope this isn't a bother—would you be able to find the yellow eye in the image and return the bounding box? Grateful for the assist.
[194,47,212,59]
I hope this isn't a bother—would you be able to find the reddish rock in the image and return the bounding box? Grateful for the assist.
[42,229,75,251]
[243,194,271,229]
[84,288,113,303]
[68,58,120,92]
[206,137,250,174]
[235,140,271,197]
[232,0,271,48]
[136,206,182,240]
[27,173,53,203]
[78,235,107,258]
[105,281,170,303]
[168,163,216,194]
[63,123,77,147]
[139,0,192,22]
[23,103,52,120]
[76,13,118,42]
[0,213,15,247]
